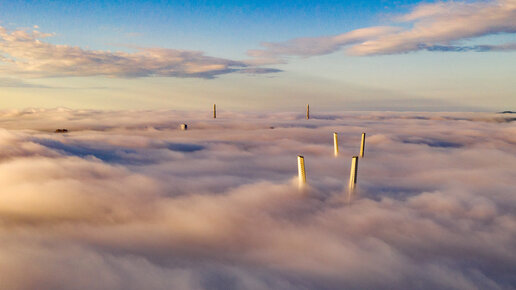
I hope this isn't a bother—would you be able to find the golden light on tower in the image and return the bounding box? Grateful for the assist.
[349,156,358,193]
[333,132,339,157]
[360,132,366,158]
[297,155,307,189]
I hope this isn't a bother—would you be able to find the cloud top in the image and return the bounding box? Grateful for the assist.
[0,109,515,289]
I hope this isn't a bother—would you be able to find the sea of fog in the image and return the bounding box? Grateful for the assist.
[0,109,514,289]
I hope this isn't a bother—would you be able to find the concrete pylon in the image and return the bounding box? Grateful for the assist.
[349,156,358,192]
[297,155,306,189]
[333,132,339,157]
[213,104,217,119]
[359,133,366,158]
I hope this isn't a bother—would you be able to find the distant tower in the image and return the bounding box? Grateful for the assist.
[213,104,217,119]
[297,155,307,189]
[359,133,366,158]
[349,156,358,192]
[333,132,339,157]
[306,104,310,120]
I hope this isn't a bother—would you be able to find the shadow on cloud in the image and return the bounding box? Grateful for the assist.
[32,138,205,165]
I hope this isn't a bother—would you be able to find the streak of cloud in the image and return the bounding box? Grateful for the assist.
[0,77,52,88]
[0,109,515,289]
[0,26,278,79]
[246,27,401,65]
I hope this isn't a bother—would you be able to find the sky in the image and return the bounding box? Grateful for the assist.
[0,0,515,111]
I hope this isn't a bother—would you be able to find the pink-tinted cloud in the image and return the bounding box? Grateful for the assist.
[0,26,280,78]
[249,0,516,62]
[0,109,514,289]
[246,26,401,65]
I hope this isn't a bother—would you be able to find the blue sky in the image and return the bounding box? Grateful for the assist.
[1,0,422,55]
[0,0,515,111]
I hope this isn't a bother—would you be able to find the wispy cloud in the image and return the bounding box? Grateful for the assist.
[0,26,280,79]
[0,77,52,88]
[246,27,401,64]
[249,0,516,63]
[422,42,516,52]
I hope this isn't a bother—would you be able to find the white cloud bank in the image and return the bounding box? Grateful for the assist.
[0,27,280,78]
[249,0,516,63]
[0,109,515,289]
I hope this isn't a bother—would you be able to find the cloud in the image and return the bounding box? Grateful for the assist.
[422,42,516,52]
[249,0,516,62]
[0,26,278,79]
[0,77,52,88]
[246,27,401,64]
[0,109,515,289]
[238,67,284,74]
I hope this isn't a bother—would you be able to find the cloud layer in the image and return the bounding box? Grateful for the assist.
[0,26,279,78]
[249,0,516,63]
[0,108,515,289]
